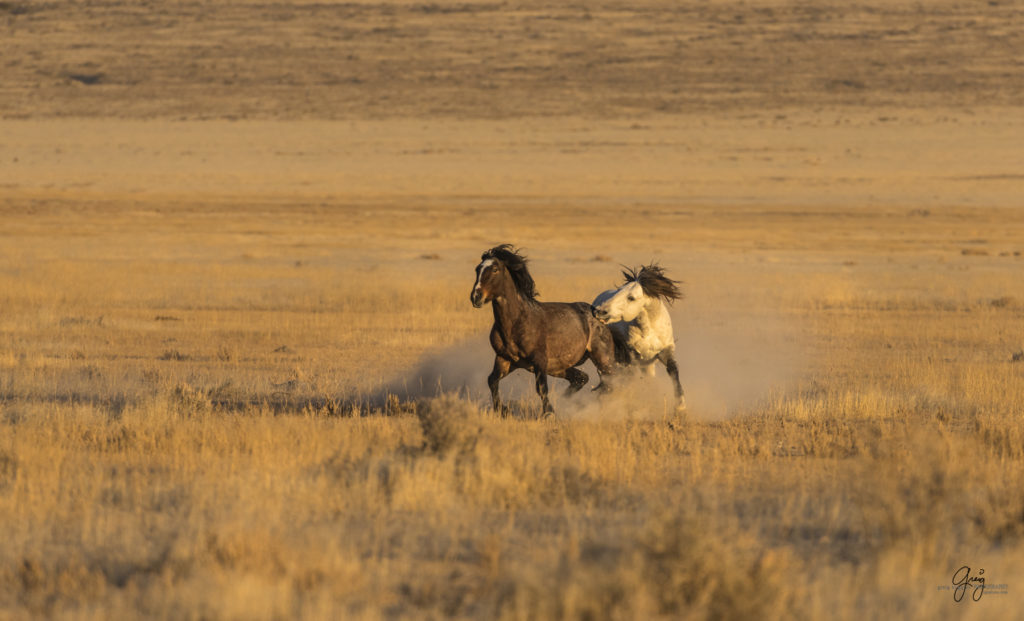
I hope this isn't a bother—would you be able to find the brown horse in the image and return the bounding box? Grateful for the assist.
[470,245,618,416]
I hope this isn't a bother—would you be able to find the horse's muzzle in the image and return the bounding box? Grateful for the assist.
[591,305,610,322]
[471,290,485,308]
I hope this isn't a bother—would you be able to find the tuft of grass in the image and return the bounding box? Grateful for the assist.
[415,394,484,455]
[0,451,17,489]
[635,512,802,620]
[158,350,190,362]
[167,383,213,418]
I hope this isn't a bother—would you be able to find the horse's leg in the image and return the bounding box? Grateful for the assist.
[534,372,554,416]
[488,357,511,412]
[549,367,589,398]
[657,349,686,410]
[529,359,554,417]
[563,367,589,397]
[587,329,618,394]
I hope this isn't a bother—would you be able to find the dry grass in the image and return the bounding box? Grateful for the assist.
[1,201,1023,620]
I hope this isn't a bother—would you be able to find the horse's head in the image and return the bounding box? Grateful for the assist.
[592,264,682,323]
[471,256,503,307]
[591,281,647,323]
[471,244,538,308]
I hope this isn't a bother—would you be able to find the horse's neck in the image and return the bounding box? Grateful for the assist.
[491,284,532,329]
[633,298,657,329]
[626,297,673,359]
[636,297,670,335]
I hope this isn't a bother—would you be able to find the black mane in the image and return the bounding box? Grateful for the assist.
[482,244,539,301]
[621,263,683,304]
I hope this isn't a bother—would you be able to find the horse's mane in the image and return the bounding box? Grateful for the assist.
[482,244,539,301]
[622,263,683,304]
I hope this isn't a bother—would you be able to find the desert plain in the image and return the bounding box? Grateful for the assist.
[1,0,1024,619]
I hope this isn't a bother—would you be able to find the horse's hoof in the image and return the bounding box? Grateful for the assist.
[667,406,688,430]
[675,397,687,413]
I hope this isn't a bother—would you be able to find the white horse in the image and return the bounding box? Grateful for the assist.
[591,264,685,410]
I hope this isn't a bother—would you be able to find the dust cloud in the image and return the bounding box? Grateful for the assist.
[373,337,533,406]
[376,309,804,420]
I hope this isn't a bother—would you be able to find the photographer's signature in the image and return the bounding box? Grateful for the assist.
[951,566,985,602]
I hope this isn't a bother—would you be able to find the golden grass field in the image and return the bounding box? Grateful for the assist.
[3,1,1024,619]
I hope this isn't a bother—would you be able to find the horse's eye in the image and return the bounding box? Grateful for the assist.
[627,296,635,302]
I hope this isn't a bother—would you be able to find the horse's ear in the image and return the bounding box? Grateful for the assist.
[620,265,638,284]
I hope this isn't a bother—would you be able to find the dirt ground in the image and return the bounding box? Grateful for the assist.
[3,0,1024,208]
[4,0,1024,119]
